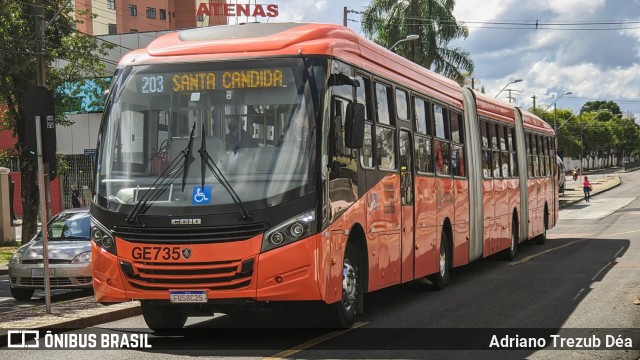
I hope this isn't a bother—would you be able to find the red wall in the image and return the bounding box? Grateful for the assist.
[1,127,63,218]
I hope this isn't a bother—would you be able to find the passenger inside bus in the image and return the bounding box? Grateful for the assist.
[225,114,258,153]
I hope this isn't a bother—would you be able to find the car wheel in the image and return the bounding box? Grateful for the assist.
[141,300,188,332]
[10,287,35,301]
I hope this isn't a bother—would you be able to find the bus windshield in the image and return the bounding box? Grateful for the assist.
[95,58,324,215]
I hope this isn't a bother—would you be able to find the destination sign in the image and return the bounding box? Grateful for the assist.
[137,69,285,94]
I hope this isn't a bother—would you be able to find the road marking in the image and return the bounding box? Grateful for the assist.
[264,321,368,359]
[573,288,585,301]
[591,261,612,281]
[508,240,585,265]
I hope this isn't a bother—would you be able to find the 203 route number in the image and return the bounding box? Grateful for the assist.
[132,246,182,261]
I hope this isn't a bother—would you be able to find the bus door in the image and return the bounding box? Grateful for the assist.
[399,130,415,282]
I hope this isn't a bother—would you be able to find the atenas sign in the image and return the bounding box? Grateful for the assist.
[196,3,279,18]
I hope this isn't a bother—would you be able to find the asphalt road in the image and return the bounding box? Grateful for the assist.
[2,171,639,359]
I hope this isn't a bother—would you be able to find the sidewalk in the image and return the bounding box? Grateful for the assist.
[559,170,621,208]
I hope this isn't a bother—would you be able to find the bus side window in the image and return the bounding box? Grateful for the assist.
[356,74,374,169]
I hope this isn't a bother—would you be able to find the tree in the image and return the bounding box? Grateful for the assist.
[0,0,113,241]
[361,0,474,84]
[581,101,621,119]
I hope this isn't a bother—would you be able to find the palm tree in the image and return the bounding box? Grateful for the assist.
[361,0,474,85]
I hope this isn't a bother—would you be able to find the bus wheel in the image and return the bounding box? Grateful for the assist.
[428,232,451,290]
[329,244,359,328]
[503,218,519,260]
[535,212,548,245]
[141,300,188,332]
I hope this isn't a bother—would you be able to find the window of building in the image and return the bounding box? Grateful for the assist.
[108,23,117,35]
[160,9,167,20]
[129,4,137,16]
[107,0,115,10]
[146,7,156,19]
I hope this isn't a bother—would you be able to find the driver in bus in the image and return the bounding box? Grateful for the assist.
[225,114,259,153]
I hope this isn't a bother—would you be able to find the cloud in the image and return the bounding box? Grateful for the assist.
[451,0,640,115]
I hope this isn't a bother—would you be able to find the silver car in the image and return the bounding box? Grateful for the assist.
[8,209,92,300]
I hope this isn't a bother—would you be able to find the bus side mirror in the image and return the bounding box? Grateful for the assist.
[328,73,360,87]
[345,102,365,149]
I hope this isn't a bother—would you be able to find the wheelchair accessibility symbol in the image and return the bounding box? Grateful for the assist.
[192,186,212,205]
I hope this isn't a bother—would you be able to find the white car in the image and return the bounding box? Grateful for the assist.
[8,209,92,300]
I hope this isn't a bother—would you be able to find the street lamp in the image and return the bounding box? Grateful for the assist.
[547,91,572,131]
[544,91,573,111]
[494,79,523,98]
[389,34,420,51]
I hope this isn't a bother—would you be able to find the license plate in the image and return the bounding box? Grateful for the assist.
[31,268,55,278]
[169,290,207,303]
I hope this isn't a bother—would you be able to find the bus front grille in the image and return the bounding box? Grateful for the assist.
[112,223,270,244]
[122,258,254,291]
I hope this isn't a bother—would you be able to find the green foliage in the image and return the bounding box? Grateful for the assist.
[539,101,640,164]
[361,0,474,85]
[0,0,115,241]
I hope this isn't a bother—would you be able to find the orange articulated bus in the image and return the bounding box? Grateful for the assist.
[90,22,559,330]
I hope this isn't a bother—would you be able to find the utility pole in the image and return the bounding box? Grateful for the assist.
[507,89,517,103]
[343,7,359,28]
[343,7,348,26]
[532,95,537,111]
[34,0,72,315]
[34,0,52,315]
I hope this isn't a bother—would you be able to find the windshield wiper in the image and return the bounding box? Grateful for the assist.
[182,122,196,191]
[197,121,253,221]
[125,123,196,223]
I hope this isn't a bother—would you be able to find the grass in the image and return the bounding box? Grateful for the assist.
[0,244,20,264]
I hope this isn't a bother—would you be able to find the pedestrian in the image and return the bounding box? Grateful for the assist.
[71,184,84,208]
[582,176,592,203]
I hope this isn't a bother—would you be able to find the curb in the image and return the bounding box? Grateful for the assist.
[0,301,141,348]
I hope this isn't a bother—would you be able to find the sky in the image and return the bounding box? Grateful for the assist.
[259,0,640,119]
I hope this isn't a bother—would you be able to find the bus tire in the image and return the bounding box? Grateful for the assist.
[10,287,35,301]
[502,217,519,260]
[141,300,188,332]
[428,231,451,290]
[328,243,360,328]
[535,209,548,245]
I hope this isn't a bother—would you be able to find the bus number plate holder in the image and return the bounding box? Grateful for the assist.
[169,290,207,303]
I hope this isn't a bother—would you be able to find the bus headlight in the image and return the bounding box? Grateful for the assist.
[91,221,117,256]
[262,210,316,252]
